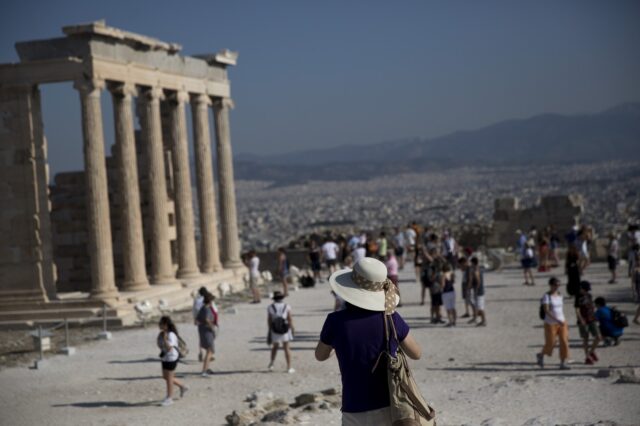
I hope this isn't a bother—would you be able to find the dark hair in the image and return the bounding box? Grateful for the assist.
[203,292,215,304]
[594,297,606,307]
[443,263,452,272]
[471,257,479,266]
[198,286,208,296]
[159,316,178,336]
[548,277,559,286]
[458,257,467,264]
[580,280,591,292]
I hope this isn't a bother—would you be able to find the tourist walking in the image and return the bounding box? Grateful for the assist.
[385,251,399,287]
[196,292,218,377]
[315,257,422,424]
[192,286,209,362]
[607,233,619,284]
[574,281,601,364]
[469,256,486,326]
[441,263,456,327]
[442,230,457,269]
[393,227,406,269]
[308,240,322,283]
[352,243,366,264]
[429,253,445,324]
[420,247,433,307]
[565,244,581,297]
[536,277,571,369]
[277,247,290,296]
[414,246,424,286]
[377,231,388,259]
[521,239,536,286]
[458,256,473,319]
[405,224,417,254]
[594,297,624,345]
[157,316,188,406]
[321,238,340,279]
[244,250,262,303]
[267,291,295,373]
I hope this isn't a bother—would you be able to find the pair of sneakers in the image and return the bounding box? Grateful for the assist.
[161,386,189,407]
[267,363,295,374]
[537,353,573,370]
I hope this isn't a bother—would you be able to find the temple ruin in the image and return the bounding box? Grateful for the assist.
[0,21,245,325]
[487,195,584,247]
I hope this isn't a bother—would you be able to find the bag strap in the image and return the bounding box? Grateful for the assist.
[372,313,396,373]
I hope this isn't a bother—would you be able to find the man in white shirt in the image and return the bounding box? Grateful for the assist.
[321,239,340,278]
[405,225,417,252]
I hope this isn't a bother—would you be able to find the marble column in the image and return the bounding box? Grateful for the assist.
[168,91,200,278]
[74,78,119,300]
[212,97,243,268]
[109,82,150,291]
[138,86,176,285]
[191,94,222,273]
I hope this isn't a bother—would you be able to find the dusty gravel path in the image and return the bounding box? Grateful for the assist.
[1,262,639,425]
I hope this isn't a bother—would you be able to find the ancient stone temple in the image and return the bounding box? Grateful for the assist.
[0,21,244,324]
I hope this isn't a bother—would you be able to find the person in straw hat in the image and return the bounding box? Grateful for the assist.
[315,257,422,425]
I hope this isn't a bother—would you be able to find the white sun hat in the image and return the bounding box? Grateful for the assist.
[329,257,400,313]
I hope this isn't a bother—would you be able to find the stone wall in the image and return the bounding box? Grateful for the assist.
[487,195,583,248]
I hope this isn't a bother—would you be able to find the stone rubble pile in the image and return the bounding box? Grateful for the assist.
[225,388,341,425]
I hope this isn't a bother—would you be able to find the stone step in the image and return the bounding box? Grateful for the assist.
[0,307,119,322]
[0,316,128,330]
[0,299,108,312]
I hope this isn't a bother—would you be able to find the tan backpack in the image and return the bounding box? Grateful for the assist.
[381,314,436,426]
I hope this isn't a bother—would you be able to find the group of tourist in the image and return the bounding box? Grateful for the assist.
[151,220,640,425]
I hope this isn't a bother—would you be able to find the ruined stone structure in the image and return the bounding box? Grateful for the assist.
[487,195,584,247]
[0,22,244,324]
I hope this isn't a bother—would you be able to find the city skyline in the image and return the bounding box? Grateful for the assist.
[1,0,639,179]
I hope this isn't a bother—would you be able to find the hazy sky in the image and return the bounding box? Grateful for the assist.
[1,0,639,177]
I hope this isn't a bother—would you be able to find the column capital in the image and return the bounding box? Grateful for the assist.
[107,81,138,99]
[168,90,190,105]
[212,97,235,110]
[191,92,212,106]
[74,78,105,97]
[139,86,165,102]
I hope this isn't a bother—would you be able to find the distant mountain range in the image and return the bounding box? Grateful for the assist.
[234,102,640,184]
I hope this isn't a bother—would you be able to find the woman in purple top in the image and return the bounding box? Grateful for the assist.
[315,257,422,425]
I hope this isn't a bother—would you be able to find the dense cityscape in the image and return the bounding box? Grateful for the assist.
[235,161,640,250]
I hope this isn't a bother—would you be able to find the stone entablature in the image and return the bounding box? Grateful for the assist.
[0,21,243,305]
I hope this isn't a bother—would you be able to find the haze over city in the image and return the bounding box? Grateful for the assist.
[1,0,639,179]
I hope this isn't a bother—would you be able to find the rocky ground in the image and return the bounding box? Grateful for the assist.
[0,262,639,425]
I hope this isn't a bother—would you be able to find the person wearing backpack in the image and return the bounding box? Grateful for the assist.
[196,292,218,377]
[594,297,624,346]
[536,277,571,370]
[267,291,295,373]
[157,316,188,406]
[574,281,601,364]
